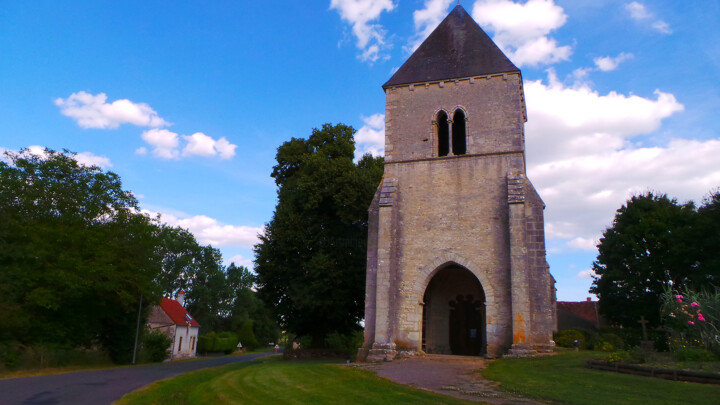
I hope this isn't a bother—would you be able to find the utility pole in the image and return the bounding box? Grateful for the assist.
[132,294,143,365]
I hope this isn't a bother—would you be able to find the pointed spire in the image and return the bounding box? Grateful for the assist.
[383,5,518,88]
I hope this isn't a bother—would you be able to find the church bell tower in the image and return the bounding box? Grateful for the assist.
[361,5,556,360]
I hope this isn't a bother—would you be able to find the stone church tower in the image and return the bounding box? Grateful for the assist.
[361,5,556,360]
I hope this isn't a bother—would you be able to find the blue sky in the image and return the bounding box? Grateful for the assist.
[2,1,718,301]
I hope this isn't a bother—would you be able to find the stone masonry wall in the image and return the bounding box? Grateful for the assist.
[364,73,555,359]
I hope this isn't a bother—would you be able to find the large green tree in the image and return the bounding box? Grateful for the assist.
[254,123,383,346]
[590,192,702,327]
[0,149,161,362]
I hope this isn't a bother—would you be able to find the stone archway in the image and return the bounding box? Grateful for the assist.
[421,265,486,356]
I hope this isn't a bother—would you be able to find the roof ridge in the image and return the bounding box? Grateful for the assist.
[383,4,518,88]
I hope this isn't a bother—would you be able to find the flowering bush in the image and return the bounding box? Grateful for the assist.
[662,286,720,356]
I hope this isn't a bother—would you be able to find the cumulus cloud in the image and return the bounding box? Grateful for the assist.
[55,91,168,129]
[625,1,651,20]
[406,0,454,53]
[1,145,112,169]
[593,52,633,72]
[330,0,396,62]
[151,211,264,249]
[625,2,671,34]
[74,151,113,168]
[576,269,597,279]
[524,69,684,164]
[226,254,254,268]
[141,129,179,159]
[354,113,385,158]
[517,72,720,253]
[567,237,598,251]
[140,129,237,160]
[472,0,571,67]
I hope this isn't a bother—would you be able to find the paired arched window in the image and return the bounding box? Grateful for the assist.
[452,110,466,155]
[437,111,450,157]
[436,108,467,157]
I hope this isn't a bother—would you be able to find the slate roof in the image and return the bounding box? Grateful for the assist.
[160,297,201,327]
[383,4,519,88]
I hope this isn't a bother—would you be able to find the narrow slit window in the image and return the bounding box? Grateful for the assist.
[452,109,466,155]
[437,111,450,157]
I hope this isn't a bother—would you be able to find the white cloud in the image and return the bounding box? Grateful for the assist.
[525,70,684,164]
[150,211,264,249]
[55,91,168,129]
[355,113,385,158]
[182,132,237,159]
[625,2,671,34]
[652,20,671,34]
[140,129,237,160]
[593,52,633,72]
[330,0,396,62]
[1,145,112,169]
[625,2,651,20]
[567,237,598,251]
[141,129,180,159]
[226,254,254,268]
[576,269,597,279]
[519,72,720,249]
[406,0,454,53]
[472,0,571,67]
[74,151,113,168]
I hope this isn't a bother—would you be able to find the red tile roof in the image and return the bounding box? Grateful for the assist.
[160,297,200,327]
[557,300,599,325]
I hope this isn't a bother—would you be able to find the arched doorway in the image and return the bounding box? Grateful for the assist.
[422,265,486,356]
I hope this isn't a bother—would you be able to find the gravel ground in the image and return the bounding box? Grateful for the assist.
[356,355,542,404]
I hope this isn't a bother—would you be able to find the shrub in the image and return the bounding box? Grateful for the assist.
[142,329,172,362]
[662,286,720,356]
[197,331,217,354]
[216,332,240,354]
[595,333,624,352]
[238,321,258,350]
[554,330,585,348]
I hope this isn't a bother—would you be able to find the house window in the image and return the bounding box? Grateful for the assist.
[191,336,196,351]
[452,109,466,155]
[178,336,183,352]
[437,111,450,157]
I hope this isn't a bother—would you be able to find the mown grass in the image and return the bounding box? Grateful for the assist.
[116,357,473,405]
[482,350,720,405]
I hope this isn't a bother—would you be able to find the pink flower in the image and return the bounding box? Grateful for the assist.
[691,302,699,307]
[688,321,695,325]
[698,314,706,322]
[676,295,684,302]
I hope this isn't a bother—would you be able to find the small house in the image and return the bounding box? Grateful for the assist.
[148,291,201,359]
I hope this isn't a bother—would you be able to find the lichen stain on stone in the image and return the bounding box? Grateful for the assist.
[513,312,526,344]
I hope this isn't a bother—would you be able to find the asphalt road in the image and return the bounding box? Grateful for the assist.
[0,351,277,405]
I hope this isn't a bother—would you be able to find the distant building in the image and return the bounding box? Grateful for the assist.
[148,290,201,359]
[556,298,606,331]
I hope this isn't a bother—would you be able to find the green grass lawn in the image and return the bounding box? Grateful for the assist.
[116,356,473,405]
[482,350,720,405]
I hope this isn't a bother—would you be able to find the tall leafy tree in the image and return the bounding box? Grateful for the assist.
[0,149,161,362]
[590,192,700,327]
[254,123,383,346]
[696,191,720,284]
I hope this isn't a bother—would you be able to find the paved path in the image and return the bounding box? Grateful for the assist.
[358,355,542,404]
[0,352,276,405]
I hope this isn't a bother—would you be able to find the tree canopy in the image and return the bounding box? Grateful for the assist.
[0,149,279,363]
[0,149,162,362]
[591,191,719,327]
[254,123,384,345]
